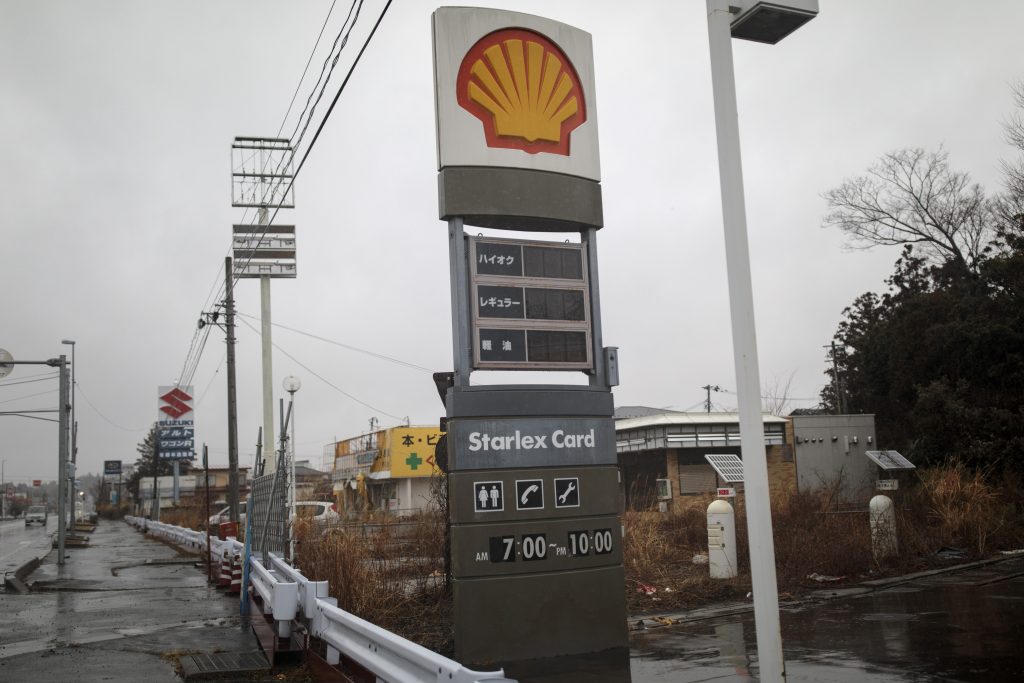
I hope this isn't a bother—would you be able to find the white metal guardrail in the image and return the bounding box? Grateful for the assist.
[267,552,329,621]
[314,597,515,683]
[248,554,298,638]
[124,517,513,683]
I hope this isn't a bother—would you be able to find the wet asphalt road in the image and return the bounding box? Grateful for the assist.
[0,518,269,682]
[2,519,1021,682]
[0,517,54,576]
[628,555,1024,682]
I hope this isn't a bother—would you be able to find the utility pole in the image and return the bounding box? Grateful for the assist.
[62,340,76,529]
[225,256,240,524]
[151,424,159,520]
[825,342,847,414]
[57,354,69,563]
[702,384,722,413]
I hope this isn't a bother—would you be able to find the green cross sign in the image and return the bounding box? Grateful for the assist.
[406,452,423,470]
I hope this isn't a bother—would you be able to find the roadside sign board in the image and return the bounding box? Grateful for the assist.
[103,460,122,476]
[447,416,615,470]
[231,225,297,279]
[158,386,195,460]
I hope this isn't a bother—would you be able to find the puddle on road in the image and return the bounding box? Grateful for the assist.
[626,565,1024,683]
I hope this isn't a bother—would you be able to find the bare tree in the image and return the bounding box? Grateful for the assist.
[762,371,795,417]
[823,147,993,272]
[996,82,1024,240]
[1002,82,1024,200]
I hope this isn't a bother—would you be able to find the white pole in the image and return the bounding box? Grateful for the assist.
[706,1,785,680]
[259,206,276,473]
[289,388,297,561]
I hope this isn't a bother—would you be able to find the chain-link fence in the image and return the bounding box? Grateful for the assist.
[249,458,289,561]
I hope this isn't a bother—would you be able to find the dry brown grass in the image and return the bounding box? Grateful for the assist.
[159,503,209,531]
[293,514,452,654]
[624,464,1024,615]
[183,464,1022,634]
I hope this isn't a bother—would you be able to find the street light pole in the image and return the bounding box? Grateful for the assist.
[282,376,301,560]
[705,1,817,680]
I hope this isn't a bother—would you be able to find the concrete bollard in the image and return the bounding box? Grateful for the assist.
[869,494,898,561]
[707,499,738,579]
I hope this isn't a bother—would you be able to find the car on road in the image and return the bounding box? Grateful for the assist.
[207,501,246,529]
[25,505,48,526]
[206,500,339,530]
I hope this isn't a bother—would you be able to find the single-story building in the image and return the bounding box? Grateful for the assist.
[615,406,793,510]
[615,406,879,508]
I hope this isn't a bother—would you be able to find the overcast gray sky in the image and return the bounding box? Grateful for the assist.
[2,0,1021,486]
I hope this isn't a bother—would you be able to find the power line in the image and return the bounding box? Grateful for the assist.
[230,0,394,289]
[237,0,344,227]
[195,351,226,407]
[715,387,823,402]
[0,372,59,387]
[0,413,58,424]
[232,0,370,279]
[237,316,403,421]
[174,0,393,399]
[75,381,146,432]
[236,312,433,373]
[0,388,57,405]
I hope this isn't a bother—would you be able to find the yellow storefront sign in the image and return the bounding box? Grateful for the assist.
[387,427,443,478]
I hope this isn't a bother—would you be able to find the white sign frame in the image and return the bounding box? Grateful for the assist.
[432,7,601,181]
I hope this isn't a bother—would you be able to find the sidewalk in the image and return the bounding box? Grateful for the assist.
[0,518,293,682]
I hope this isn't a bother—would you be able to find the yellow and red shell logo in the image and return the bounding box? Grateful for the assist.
[457,28,586,156]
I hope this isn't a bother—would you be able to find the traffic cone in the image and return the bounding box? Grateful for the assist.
[218,550,231,587]
[229,553,242,594]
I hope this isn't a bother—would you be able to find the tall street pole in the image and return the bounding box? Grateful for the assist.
[225,256,240,524]
[258,206,276,474]
[57,354,68,565]
[61,340,75,527]
[151,424,159,520]
[706,1,790,679]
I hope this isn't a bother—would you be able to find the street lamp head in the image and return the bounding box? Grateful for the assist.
[282,376,302,394]
[728,0,818,44]
[61,339,76,346]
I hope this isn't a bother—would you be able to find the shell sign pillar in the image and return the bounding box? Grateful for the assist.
[433,7,603,232]
[432,7,628,672]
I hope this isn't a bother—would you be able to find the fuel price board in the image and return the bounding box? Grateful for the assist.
[469,236,593,370]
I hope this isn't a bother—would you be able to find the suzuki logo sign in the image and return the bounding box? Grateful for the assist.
[159,387,193,419]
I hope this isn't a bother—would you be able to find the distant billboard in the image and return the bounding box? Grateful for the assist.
[157,385,195,460]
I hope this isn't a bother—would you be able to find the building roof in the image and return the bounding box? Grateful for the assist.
[615,405,688,419]
[616,411,789,432]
